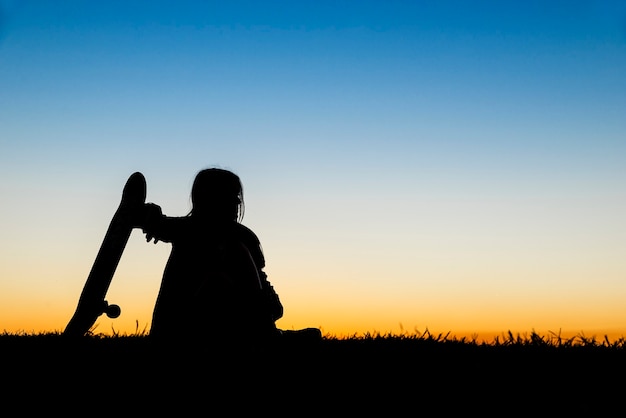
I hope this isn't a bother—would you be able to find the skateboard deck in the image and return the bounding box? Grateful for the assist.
[64,172,147,337]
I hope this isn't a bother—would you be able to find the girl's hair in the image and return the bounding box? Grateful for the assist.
[190,168,245,222]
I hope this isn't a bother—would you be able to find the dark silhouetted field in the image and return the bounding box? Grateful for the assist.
[2,330,625,414]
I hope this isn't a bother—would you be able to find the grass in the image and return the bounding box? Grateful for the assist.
[3,326,626,352]
[2,328,625,413]
[4,326,626,347]
[325,328,626,349]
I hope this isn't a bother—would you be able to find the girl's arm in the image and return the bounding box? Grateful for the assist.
[139,203,185,244]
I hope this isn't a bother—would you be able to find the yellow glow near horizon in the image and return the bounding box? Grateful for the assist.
[2,227,626,343]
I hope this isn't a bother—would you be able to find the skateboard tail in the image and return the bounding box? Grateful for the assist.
[63,218,133,337]
[64,301,117,337]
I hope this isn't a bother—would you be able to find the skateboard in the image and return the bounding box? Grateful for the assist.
[64,172,147,337]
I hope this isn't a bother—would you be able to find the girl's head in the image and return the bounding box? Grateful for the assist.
[190,168,244,222]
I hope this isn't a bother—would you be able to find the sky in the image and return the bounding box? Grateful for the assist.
[1,0,625,340]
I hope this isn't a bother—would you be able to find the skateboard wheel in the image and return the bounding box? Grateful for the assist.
[105,304,121,319]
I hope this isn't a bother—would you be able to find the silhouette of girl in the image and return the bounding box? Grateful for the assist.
[141,168,283,342]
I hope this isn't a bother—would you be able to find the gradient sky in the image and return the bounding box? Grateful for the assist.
[1,1,625,340]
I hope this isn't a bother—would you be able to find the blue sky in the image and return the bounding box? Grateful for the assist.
[1,1,625,337]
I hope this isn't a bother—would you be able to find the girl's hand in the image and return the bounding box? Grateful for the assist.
[141,203,162,243]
